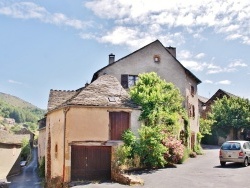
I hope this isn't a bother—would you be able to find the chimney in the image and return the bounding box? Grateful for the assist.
[166,46,176,58]
[109,53,115,64]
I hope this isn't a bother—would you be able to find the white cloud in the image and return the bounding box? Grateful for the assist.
[215,80,231,85]
[195,53,205,59]
[181,60,207,71]
[84,0,250,46]
[229,59,248,68]
[207,67,236,74]
[203,80,213,84]
[0,2,89,30]
[180,53,244,74]
[179,50,192,59]
[8,79,23,85]
[91,26,185,50]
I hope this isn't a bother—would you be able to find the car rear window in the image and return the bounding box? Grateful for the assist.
[221,142,241,150]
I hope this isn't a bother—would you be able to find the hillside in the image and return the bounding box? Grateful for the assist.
[0,92,42,109]
[0,92,46,130]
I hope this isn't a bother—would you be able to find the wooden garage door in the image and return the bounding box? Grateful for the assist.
[109,112,130,140]
[71,146,111,181]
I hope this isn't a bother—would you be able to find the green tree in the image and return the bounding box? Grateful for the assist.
[130,72,186,135]
[21,137,31,160]
[208,96,250,139]
[199,118,213,136]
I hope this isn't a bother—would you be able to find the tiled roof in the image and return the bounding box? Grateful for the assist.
[0,130,29,145]
[47,89,78,111]
[48,75,138,112]
[219,89,237,98]
[206,89,238,105]
[198,95,209,103]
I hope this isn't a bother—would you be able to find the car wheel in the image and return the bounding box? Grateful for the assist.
[243,158,249,167]
[220,161,226,166]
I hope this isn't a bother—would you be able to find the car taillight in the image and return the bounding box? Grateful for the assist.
[239,151,244,157]
[219,150,222,156]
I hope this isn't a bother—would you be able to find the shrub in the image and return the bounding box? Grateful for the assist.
[189,151,197,158]
[21,137,31,160]
[122,129,137,158]
[39,157,45,177]
[179,147,190,164]
[137,125,167,168]
[163,136,184,164]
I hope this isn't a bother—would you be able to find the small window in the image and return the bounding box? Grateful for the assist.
[55,144,58,158]
[189,104,195,118]
[128,75,138,88]
[154,55,160,63]
[121,74,138,88]
[108,97,116,102]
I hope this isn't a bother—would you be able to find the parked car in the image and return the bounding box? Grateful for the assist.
[20,161,27,167]
[219,140,250,167]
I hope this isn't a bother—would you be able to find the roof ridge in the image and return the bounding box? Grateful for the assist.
[91,39,201,84]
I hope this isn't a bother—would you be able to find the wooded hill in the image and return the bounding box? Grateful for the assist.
[0,92,45,129]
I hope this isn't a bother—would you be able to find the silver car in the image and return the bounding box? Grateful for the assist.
[219,140,250,167]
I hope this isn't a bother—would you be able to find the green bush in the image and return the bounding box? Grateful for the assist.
[137,125,167,168]
[21,138,31,160]
[39,157,45,177]
[193,144,203,155]
[179,147,190,164]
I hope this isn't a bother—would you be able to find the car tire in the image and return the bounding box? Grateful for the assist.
[220,161,226,166]
[243,158,248,167]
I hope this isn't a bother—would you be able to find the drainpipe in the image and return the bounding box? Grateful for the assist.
[63,107,70,182]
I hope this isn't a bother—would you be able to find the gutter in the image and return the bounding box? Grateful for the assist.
[62,107,70,182]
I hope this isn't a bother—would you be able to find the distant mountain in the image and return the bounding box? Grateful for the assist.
[0,92,46,125]
[0,92,43,109]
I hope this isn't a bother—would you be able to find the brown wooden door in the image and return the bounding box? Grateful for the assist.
[109,112,130,140]
[191,132,195,150]
[71,146,111,181]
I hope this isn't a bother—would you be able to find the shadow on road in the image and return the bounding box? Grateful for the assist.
[7,147,43,188]
[214,162,246,169]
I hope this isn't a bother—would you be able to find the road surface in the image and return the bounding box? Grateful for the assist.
[72,145,250,188]
[7,147,43,188]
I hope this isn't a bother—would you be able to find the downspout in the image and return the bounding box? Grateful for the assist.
[63,107,70,182]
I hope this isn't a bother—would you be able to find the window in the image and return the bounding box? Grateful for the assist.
[121,74,138,89]
[153,55,160,63]
[189,104,195,118]
[55,144,58,158]
[191,85,195,96]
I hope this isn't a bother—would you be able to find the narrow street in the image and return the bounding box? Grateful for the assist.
[7,147,43,188]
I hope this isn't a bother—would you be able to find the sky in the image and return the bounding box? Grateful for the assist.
[0,0,250,110]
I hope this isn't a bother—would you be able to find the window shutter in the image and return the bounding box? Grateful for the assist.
[121,74,128,88]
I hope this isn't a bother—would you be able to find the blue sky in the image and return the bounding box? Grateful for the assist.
[0,0,250,109]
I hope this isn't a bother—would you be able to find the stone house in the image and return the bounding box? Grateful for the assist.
[38,118,46,164]
[200,89,240,144]
[198,95,209,119]
[0,130,29,182]
[3,118,15,125]
[44,75,140,184]
[91,39,201,149]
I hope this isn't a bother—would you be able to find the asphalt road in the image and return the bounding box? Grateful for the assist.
[72,145,250,188]
[7,148,43,188]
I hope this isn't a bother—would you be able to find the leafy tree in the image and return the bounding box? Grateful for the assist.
[208,96,250,139]
[21,137,31,160]
[130,72,187,135]
[0,98,45,131]
[199,118,213,136]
